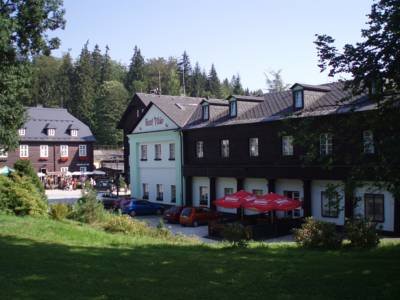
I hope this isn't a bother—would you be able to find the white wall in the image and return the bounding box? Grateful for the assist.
[133,105,178,133]
[192,177,210,207]
[243,178,268,194]
[353,182,395,232]
[216,177,237,214]
[311,180,345,225]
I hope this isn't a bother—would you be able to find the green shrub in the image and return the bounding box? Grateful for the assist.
[345,218,380,248]
[221,223,250,248]
[102,214,185,241]
[103,214,147,234]
[294,217,342,249]
[13,160,45,195]
[71,188,105,224]
[0,174,48,216]
[49,203,71,221]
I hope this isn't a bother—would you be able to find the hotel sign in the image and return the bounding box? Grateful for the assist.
[145,116,164,127]
[133,105,178,133]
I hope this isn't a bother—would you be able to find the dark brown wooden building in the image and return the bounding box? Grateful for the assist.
[0,106,95,174]
[181,83,399,235]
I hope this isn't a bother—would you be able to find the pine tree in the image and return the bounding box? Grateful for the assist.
[190,62,205,97]
[221,78,232,98]
[125,46,146,95]
[265,70,290,92]
[91,44,103,90]
[177,51,192,95]
[231,74,244,95]
[100,45,112,83]
[165,67,181,95]
[71,41,96,129]
[29,55,62,107]
[95,81,129,145]
[206,64,221,98]
[57,52,74,108]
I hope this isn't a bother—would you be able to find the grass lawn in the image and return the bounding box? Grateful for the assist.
[0,214,399,300]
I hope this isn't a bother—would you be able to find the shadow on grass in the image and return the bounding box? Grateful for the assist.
[0,235,399,300]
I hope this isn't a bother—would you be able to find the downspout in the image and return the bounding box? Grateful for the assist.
[180,130,184,206]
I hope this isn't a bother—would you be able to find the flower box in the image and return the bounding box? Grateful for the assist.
[20,157,29,160]
[59,157,68,162]
[39,157,48,161]
[79,156,89,161]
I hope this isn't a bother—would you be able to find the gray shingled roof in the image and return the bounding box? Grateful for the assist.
[135,94,204,128]
[184,82,374,129]
[21,107,96,142]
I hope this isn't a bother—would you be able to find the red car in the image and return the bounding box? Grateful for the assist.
[163,206,184,223]
[179,207,220,227]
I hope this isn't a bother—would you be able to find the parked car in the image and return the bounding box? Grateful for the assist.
[179,207,220,227]
[122,200,164,217]
[163,206,185,223]
[96,179,112,191]
[97,192,119,210]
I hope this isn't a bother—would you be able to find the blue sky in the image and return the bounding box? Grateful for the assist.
[50,0,374,91]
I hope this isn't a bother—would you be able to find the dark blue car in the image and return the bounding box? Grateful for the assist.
[122,200,164,217]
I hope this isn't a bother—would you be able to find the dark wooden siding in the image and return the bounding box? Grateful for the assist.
[183,113,372,180]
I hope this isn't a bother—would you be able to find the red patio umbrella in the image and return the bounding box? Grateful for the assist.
[213,190,257,208]
[243,192,301,212]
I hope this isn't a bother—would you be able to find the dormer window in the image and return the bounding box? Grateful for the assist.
[71,129,78,137]
[229,100,237,117]
[47,128,55,136]
[18,128,26,136]
[202,104,209,121]
[293,90,304,109]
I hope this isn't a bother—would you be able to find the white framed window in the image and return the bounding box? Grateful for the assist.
[249,137,259,157]
[294,90,303,108]
[221,139,229,158]
[48,128,55,136]
[80,166,87,173]
[171,185,176,203]
[284,190,302,218]
[229,100,237,117]
[199,186,209,206]
[365,194,384,222]
[156,184,163,201]
[0,148,8,158]
[196,141,204,158]
[40,145,48,158]
[363,130,375,154]
[60,145,68,157]
[71,129,78,137]
[18,128,26,136]
[142,183,149,199]
[154,144,161,160]
[141,144,147,160]
[60,167,69,173]
[79,144,87,157]
[282,136,294,156]
[169,143,175,160]
[224,188,234,196]
[19,145,29,157]
[202,104,209,121]
[321,191,339,218]
[320,133,333,156]
[252,189,264,196]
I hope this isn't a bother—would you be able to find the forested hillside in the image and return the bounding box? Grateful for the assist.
[25,43,262,146]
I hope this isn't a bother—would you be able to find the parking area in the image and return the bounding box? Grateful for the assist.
[134,215,295,244]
